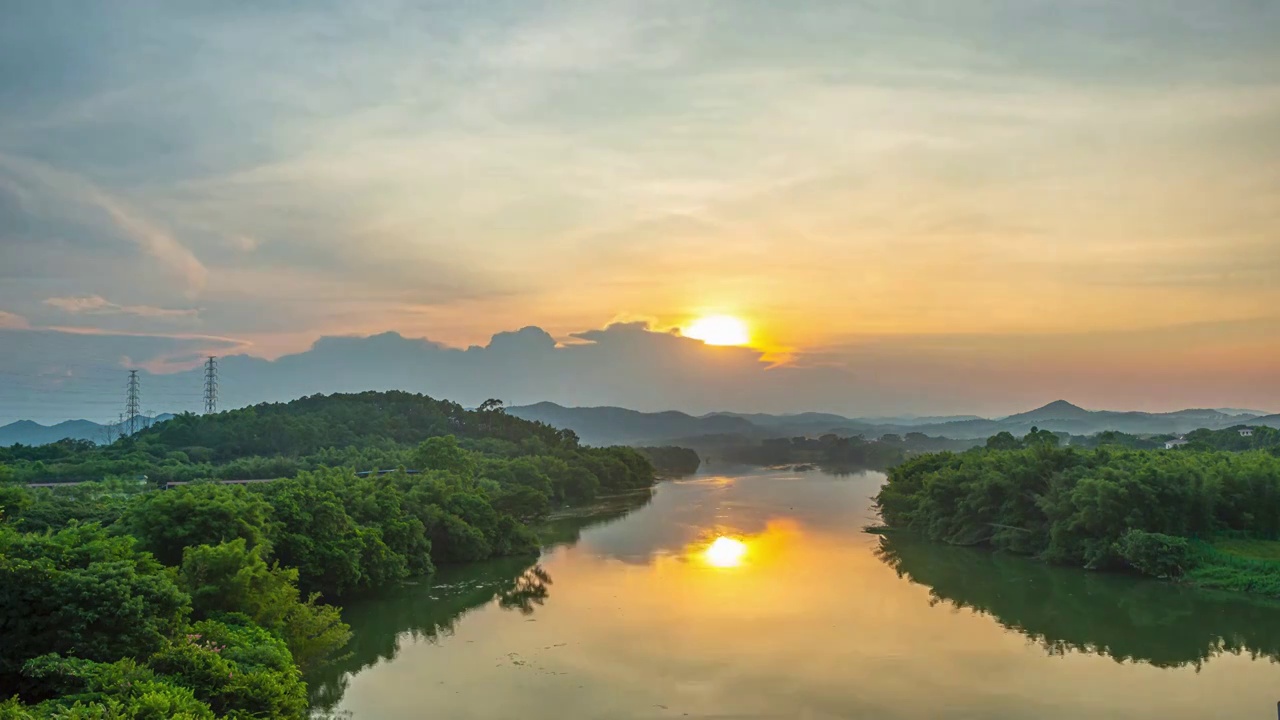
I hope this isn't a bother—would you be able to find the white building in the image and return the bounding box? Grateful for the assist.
[1165,438,1189,450]
[1239,428,1254,437]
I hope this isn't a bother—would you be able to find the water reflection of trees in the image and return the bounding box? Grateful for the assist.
[309,493,653,712]
[308,558,551,710]
[535,489,654,547]
[498,565,552,614]
[876,534,1280,670]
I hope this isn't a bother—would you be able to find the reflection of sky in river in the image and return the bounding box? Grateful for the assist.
[330,469,1280,720]
[568,469,884,566]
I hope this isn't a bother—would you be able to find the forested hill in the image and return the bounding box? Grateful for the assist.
[0,392,659,717]
[0,392,669,487]
[8,397,1274,447]
[132,391,578,460]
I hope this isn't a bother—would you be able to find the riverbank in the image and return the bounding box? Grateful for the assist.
[873,441,1280,599]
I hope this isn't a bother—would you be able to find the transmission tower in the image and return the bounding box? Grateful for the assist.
[203,356,219,414]
[125,370,141,435]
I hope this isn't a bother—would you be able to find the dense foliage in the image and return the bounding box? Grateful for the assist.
[636,446,701,475]
[0,392,657,717]
[1025,425,1280,454]
[713,432,970,469]
[874,429,1280,595]
[0,523,317,718]
[0,392,648,494]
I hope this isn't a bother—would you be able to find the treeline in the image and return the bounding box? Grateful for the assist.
[0,393,653,505]
[713,432,972,470]
[0,393,657,717]
[874,429,1280,595]
[1015,425,1280,453]
[0,391,577,483]
[636,446,701,476]
[1182,425,1280,453]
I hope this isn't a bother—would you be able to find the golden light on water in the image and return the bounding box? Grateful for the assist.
[703,536,749,567]
[684,315,750,346]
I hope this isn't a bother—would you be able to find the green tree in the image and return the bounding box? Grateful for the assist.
[0,484,31,523]
[147,616,308,718]
[9,655,217,719]
[178,540,350,671]
[0,524,189,694]
[413,436,477,480]
[122,483,274,566]
[986,432,1022,451]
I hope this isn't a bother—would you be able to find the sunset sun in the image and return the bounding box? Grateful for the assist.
[703,536,748,567]
[684,315,750,346]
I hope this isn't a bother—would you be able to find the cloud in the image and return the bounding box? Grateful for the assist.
[0,153,208,294]
[84,187,208,295]
[0,1,1277,404]
[0,326,248,423]
[228,234,258,252]
[0,310,29,329]
[43,295,198,320]
[8,317,1277,427]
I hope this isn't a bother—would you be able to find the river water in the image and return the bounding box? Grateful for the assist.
[312,468,1280,719]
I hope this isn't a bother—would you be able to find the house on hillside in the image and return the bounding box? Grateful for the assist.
[1164,438,1189,450]
[1239,428,1254,437]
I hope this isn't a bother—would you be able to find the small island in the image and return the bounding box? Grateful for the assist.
[873,426,1280,597]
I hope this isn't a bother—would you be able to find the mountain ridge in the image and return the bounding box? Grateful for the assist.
[4,401,1275,447]
[507,400,1270,446]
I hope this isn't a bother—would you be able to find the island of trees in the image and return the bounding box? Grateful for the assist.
[0,391,657,718]
[874,426,1280,598]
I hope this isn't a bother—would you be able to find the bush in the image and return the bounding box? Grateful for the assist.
[147,616,308,719]
[122,483,275,566]
[1116,530,1193,579]
[178,540,350,672]
[0,524,189,695]
[9,656,216,719]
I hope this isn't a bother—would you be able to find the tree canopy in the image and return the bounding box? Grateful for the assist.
[874,430,1280,595]
[0,391,658,717]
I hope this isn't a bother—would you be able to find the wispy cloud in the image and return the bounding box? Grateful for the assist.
[0,310,30,329]
[0,1,1276,392]
[0,153,208,294]
[43,295,198,320]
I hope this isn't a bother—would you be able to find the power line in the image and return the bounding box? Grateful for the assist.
[203,356,218,414]
[125,370,141,435]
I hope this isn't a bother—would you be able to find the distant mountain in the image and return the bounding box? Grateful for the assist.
[1003,400,1093,422]
[853,414,985,426]
[0,415,175,446]
[9,399,1273,448]
[704,411,860,428]
[509,400,1266,446]
[702,411,982,429]
[507,403,756,446]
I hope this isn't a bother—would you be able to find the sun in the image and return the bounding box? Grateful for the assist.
[703,536,748,567]
[684,315,750,346]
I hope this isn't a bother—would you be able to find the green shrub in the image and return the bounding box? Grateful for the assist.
[1115,530,1193,579]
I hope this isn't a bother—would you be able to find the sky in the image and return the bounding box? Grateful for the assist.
[1,1,1278,423]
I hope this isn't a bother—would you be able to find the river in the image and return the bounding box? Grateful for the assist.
[311,468,1280,719]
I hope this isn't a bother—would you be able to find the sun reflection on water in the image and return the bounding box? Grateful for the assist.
[702,536,749,568]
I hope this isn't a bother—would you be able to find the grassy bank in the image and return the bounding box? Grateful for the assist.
[1187,540,1280,596]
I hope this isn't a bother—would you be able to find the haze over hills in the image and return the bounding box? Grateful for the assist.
[0,415,174,446]
[514,400,1271,446]
[5,326,1280,428]
[3,398,1273,448]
